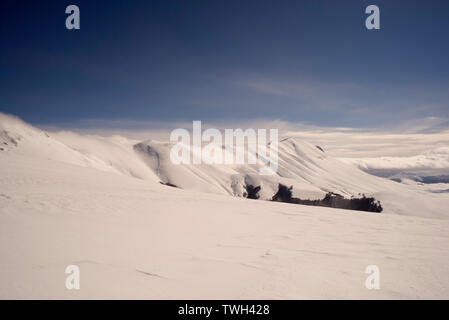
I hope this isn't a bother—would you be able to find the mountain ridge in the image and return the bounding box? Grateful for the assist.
[2,112,449,218]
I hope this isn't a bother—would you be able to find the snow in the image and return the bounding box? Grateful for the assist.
[1,112,449,299]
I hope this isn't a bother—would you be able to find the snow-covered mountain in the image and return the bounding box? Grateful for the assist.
[1,112,449,299]
[2,113,448,218]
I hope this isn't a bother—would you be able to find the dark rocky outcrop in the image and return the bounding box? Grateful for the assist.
[271,184,383,213]
[243,184,261,200]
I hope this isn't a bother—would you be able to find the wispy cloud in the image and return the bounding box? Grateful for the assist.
[245,77,364,111]
[233,75,449,128]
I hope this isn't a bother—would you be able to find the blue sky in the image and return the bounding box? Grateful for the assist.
[1,0,449,129]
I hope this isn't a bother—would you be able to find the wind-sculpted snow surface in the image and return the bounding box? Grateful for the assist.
[1,113,449,298]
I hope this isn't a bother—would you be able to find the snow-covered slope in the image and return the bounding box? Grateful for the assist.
[1,113,449,299]
[52,131,160,182]
[1,112,449,219]
[133,139,327,199]
[0,112,386,202]
[0,113,96,166]
[134,139,350,197]
[0,114,160,182]
[132,138,449,218]
[1,130,449,299]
